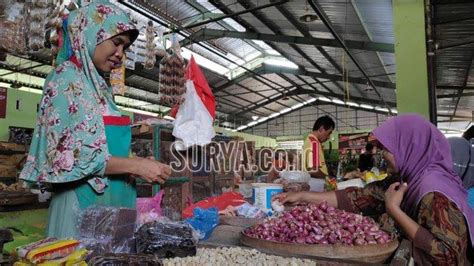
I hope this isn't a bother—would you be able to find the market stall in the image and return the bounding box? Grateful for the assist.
[1,0,473,265]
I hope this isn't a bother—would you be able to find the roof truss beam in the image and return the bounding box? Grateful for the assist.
[216,64,395,92]
[180,28,394,53]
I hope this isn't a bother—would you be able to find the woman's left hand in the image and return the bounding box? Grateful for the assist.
[384,182,408,215]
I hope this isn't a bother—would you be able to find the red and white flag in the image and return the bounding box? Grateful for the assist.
[172,56,216,149]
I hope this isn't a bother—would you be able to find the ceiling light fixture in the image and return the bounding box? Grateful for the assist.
[360,104,374,109]
[299,0,319,23]
[237,125,248,131]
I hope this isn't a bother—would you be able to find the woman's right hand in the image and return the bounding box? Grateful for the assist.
[272,192,305,205]
[133,157,171,184]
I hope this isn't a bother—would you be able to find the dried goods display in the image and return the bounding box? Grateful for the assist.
[0,182,26,192]
[135,221,197,258]
[162,247,315,266]
[143,20,157,70]
[244,201,393,245]
[158,37,186,107]
[0,1,27,55]
[89,253,162,265]
[27,0,56,52]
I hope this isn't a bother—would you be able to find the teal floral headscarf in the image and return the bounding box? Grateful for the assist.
[20,1,138,192]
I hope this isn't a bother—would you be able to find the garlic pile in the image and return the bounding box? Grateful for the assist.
[162,247,315,266]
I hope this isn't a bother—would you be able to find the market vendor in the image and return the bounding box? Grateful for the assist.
[343,142,378,180]
[274,114,474,265]
[19,1,171,238]
[302,115,335,178]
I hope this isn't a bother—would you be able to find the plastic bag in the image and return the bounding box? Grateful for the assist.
[184,207,219,240]
[15,238,84,264]
[235,203,267,219]
[136,190,164,225]
[77,207,137,255]
[279,170,311,184]
[182,192,246,218]
[135,220,198,258]
[172,56,215,149]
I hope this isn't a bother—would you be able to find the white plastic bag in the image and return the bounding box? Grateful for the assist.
[172,80,215,149]
[279,170,311,183]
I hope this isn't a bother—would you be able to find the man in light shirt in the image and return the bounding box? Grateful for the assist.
[302,115,335,179]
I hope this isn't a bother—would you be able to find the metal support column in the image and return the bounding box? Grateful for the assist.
[393,0,432,120]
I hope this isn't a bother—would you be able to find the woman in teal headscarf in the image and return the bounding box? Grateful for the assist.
[19,1,171,238]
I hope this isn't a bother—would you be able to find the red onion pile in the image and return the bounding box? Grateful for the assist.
[244,201,392,246]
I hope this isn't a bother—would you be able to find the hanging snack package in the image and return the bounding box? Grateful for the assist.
[135,220,198,259]
[0,0,28,56]
[143,21,157,70]
[158,34,186,107]
[110,60,126,96]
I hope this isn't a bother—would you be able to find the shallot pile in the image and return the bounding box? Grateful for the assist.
[244,201,392,246]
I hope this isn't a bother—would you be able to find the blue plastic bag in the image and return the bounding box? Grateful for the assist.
[184,207,219,240]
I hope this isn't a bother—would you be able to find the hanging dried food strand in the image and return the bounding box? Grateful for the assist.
[158,48,186,107]
[26,0,55,52]
[143,20,157,70]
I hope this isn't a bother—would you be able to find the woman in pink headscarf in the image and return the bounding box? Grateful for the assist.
[274,114,474,264]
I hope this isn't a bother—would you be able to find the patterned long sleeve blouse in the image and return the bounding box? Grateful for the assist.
[335,177,473,265]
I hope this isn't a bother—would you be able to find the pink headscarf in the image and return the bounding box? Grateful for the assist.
[373,114,474,246]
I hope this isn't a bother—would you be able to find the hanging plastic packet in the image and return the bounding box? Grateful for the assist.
[110,57,126,96]
[158,33,186,107]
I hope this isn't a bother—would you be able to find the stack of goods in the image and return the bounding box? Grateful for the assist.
[0,182,27,192]
[158,38,186,107]
[136,221,197,258]
[244,201,392,245]
[78,207,136,255]
[14,238,88,265]
[143,21,157,70]
[0,142,27,184]
[88,253,162,265]
[163,247,315,266]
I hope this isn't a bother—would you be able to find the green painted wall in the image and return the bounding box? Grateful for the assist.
[0,89,42,141]
[0,89,135,141]
[393,0,430,119]
[0,209,48,253]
